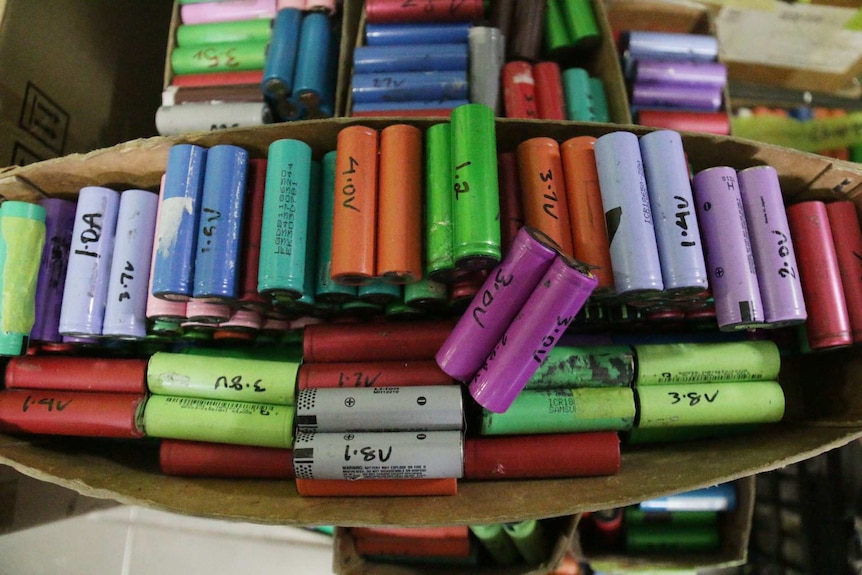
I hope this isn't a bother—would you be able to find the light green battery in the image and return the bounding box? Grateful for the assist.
[425,122,456,281]
[634,340,781,385]
[147,350,299,405]
[143,395,294,448]
[171,41,268,75]
[636,381,785,428]
[503,520,551,565]
[0,201,46,356]
[544,0,573,56]
[450,103,501,272]
[562,67,594,122]
[625,523,719,553]
[524,345,635,389]
[469,524,520,565]
[624,508,718,528]
[560,0,601,49]
[480,388,636,435]
[176,19,272,48]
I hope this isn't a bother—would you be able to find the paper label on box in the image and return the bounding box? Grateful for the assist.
[716,3,862,74]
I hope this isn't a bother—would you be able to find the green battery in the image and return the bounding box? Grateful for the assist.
[176,19,273,48]
[481,388,636,435]
[625,523,719,553]
[625,423,759,445]
[404,277,448,312]
[634,341,781,385]
[170,41,268,75]
[316,150,357,303]
[524,344,635,389]
[147,350,299,405]
[425,122,456,282]
[562,68,594,122]
[560,0,601,49]
[636,380,785,428]
[624,508,718,528]
[450,103,501,272]
[851,144,862,163]
[544,0,573,57]
[503,520,551,565]
[143,395,295,448]
[588,77,610,122]
[385,301,424,320]
[469,524,519,565]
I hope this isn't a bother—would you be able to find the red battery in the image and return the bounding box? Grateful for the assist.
[5,356,147,394]
[502,61,538,119]
[302,319,455,362]
[533,62,566,120]
[825,200,862,342]
[297,360,453,389]
[498,152,525,254]
[0,389,145,438]
[159,439,295,478]
[786,201,852,350]
[364,0,484,23]
[449,270,486,313]
[352,529,471,558]
[463,432,620,480]
[636,109,730,135]
[237,158,270,312]
[294,477,458,497]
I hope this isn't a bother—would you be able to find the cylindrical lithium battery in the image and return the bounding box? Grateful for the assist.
[560,136,614,296]
[826,200,862,342]
[303,319,454,362]
[147,177,188,321]
[159,439,295,479]
[180,0,276,24]
[625,508,718,526]
[626,524,719,553]
[425,122,456,282]
[364,0,483,23]
[176,18,273,47]
[451,103,501,271]
[480,387,636,435]
[59,187,120,336]
[152,144,207,301]
[517,137,574,256]
[589,78,610,122]
[634,340,780,385]
[258,138,312,299]
[594,131,663,300]
[533,62,566,120]
[357,278,401,305]
[143,395,294,448]
[470,254,598,412]
[436,227,559,382]
[544,0,573,58]
[331,126,379,285]
[636,380,785,428]
[261,8,301,100]
[639,130,708,297]
[102,189,159,339]
[293,11,331,115]
[354,43,468,74]
[315,151,357,303]
[184,298,232,323]
[171,41,267,75]
[738,165,806,327]
[155,102,271,136]
[640,484,736,511]
[298,360,453,390]
[6,356,147,394]
[502,61,538,119]
[562,67,594,122]
[786,201,852,350]
[294,385,463,432]
[468,27,505,115]
[637,109,729,135]
[364,22,471,45]
[692,166,765,330]
[625,31,719,62]
[351,71,468,103]
[524,344,635,389]
[559,0,601,49]
[505,520,551,565]
[193,145,248,302]
[470,524,520,565]
[508,0,545,61]
[632,59,727,87]
[32,198,75,343]
[497,152,524,254]
[632,83,723,112]
[292,429,463,479]
[404,277,448,311]
[489,0,514,38]
[237,159,269,312]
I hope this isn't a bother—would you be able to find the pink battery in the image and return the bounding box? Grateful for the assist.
[277,0,304,8]
[185,299,231,324]
[180,0,277,24]
[147,176,188,322]
[219,309,263,331]
[469,253,598,413]
[365,0,483,23]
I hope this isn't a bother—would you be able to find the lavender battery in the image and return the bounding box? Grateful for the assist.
[639,130,708,297]
[594,131,664,301]
[58,186,121,337]
[692,167,765,330]
[435,226,559,383]
[737,166,806,327]
[631,59,727,88]
[102,189,159,339]
[469,253,598,413]
[624,31,719,63]
[631,83,722,112]
[32,198,76,342]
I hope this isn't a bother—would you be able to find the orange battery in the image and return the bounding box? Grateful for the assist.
[297,360,453,389]
[560,136,614,296]
[376,124,423,283]
[294,477,458,497]
[331,125,379,285]
[352,529,471,557]
[516,137,574,256]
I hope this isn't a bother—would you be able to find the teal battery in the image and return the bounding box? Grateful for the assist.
[293,12,333,119]
[358,278,402,306]
[293,160,322,311]
[315,151,357,303]
[258,139,313,301]
[523,344,635,389]
[353,43,469,73]
[262,8,302,101]
[351,70,468,103]
[589,77,610,122]
[152,144,207,301]
[562,67,595,122]
[193,145,249,302]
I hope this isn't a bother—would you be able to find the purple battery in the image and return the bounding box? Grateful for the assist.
[469,253,598,413]
[632,82,723,112]
[102,189,159,339]
[639,130,708,297]
[147,176,189,322]
[692,167,765,331]
[594,131,664,301]
[632,59,727,88]
[435,226,559,382]
[737,166,807,327]
[32,198,76,342]
[58,186,121,337]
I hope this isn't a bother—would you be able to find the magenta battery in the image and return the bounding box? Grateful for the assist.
[32,198,76,343]
[825,201,862,342]
[469,253,598,413]
[786,201,852,350]
[737,166,807,327]
[364,0,484,24]
[147,176,188,322]
[594,131,664,301]
[692,167,765,331]
[639,130,708,297]
[435,227,560,383]
[58,186,121,337]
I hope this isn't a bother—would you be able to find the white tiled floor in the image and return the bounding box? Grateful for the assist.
[0,505,336,575]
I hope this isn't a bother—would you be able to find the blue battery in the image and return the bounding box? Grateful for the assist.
[594,131,664,301]
[640,484,737,512]
[316,151,357,303]
[625,31,718,62]
[258,138,312,301]
[353,43,469,74]
[351,99,469,113]
[364,22,471,45]
[294,12,332,118]
[351,70,468,103]
[262,8,302,100]
[639,130,708,297]
[152,144,207,301]
[193,144,249,302]
[102,189,159,339]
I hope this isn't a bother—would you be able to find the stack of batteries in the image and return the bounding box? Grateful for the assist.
[470,520,558,567]
[502,60,609,122]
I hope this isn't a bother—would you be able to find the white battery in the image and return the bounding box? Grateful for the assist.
[155,101,272,136]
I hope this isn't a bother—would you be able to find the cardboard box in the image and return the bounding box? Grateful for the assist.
[0,0,173,168]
